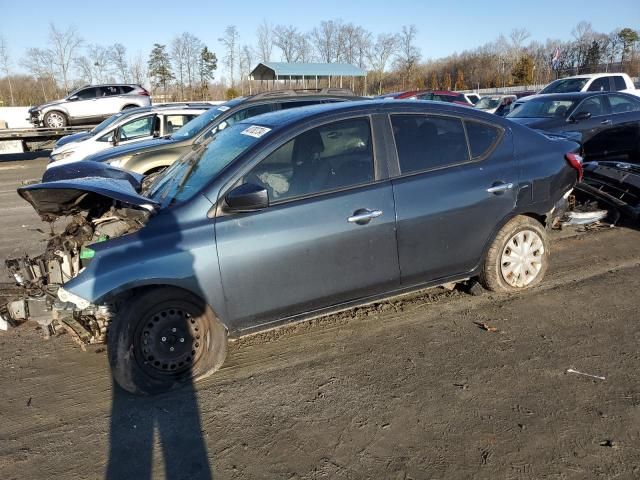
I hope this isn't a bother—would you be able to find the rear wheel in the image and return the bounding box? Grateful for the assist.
[480,216,549,292]
[108,287,227,395]
[43,111,67,128]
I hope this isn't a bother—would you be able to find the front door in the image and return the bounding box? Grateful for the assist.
[215,117,400,331]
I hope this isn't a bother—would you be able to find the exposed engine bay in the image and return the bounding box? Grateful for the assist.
[1,206,149,345]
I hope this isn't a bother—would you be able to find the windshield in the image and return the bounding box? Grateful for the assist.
[539,78,589,94]
[507,98,577,119]
[90,112,127,134]
[476,97,501,110]
[147,122,267,205]
[169,106,228,140]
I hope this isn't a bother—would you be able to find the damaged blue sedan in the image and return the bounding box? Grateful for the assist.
[2,100,582,394]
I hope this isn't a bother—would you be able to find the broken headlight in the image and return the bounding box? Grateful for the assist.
[57,287,91,310]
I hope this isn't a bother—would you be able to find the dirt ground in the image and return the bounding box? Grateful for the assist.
[1,159,640,479]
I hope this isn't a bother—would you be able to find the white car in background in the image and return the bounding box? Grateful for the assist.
[538,73,640,97]
[462,92,481,105]
[48,105,210,168]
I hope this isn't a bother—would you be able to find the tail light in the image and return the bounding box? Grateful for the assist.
[138,87,150,96]
[565,152,583,182]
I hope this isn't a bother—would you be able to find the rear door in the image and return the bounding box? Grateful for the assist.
[215,116,399,330]
[97,86,125,117]
[389,113,517,284]
[603,94,640,159]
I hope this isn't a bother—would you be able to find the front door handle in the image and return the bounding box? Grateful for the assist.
[487,182,514,194]
[347,209,383,225]
[601,119,612,125]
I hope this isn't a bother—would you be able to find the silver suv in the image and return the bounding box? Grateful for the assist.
[28,84,152,128]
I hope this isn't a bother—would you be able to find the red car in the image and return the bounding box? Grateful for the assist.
[377,90,472,106]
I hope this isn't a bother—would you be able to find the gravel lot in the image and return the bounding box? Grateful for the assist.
[1,159,639,480]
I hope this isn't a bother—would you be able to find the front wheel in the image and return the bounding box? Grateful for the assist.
[108,287,228,395]
[43,111,67,128]
[480,216,549,292]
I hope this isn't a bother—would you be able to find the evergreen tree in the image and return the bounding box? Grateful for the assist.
[198,46,218,100]
[148,43,173,96]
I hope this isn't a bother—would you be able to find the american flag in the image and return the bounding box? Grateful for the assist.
[551,47,560,70]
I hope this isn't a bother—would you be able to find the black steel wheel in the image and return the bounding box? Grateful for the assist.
[108,287,227,395]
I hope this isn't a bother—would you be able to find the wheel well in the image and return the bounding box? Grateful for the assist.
[521,212,547,228]
[121,104,138,110]
[109,284,228,329]
[45,110,67,118]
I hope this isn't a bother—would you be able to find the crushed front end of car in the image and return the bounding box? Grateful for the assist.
[1,162,157,345]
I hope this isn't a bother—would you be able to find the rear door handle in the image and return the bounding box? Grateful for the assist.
[601,119,612,125]
[347,209,383,225]
[487,182,514,194]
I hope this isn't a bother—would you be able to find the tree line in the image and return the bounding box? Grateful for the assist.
[0,20,638,106]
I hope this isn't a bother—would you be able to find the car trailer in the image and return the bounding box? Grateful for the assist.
[0,126,89,159]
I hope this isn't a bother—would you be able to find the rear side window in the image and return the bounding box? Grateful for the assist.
[613,76,627,91]
[99,86,120,97]
[587,77,610,92]
[226,104,272,126]
[608,94,640,113]
[279,100,324,110]
[391,114,469,174]
[164,114,197,134]
[465,121,501,158]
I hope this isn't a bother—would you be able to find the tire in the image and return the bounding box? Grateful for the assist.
[108,287,227,395]
[43,111,67,128]
[479,216,549,293]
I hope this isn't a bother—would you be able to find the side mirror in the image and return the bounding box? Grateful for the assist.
[68,95,79,101]
[225,183,269,212]
[570,111,591,122]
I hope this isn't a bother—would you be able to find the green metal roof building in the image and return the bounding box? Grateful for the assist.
[249,62,367,91]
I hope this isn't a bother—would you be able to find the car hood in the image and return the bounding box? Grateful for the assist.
[21,161,157,219]
[85,136,178,163]
[29,99,66,112]
[55,131,92,148]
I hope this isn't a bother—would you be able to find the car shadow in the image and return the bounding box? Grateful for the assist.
[91,207,214,480]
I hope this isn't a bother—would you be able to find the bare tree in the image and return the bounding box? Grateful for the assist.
[311,20,340,63]
[273,25,302,63]
[111,43,129,83]
[0,35,15,106]
[129,52,148,86]
[171,36,187,99]
[256,20,274,63]
[48,23,83,91]
[219,25,239,87]
[239,45,253,94]
[368,33,399,94]
[394,25,421,89]
[21,47,56,100]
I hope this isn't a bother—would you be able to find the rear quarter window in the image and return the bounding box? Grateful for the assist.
[465,121,502,158]
[120,86,135,94]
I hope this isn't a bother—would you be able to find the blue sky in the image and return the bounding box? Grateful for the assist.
[2,0,639,71]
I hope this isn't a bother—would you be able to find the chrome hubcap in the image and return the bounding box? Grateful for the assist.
[47,113,63,128]
[500,229,544,288]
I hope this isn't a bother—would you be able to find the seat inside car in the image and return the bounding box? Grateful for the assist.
[288,130,329,197]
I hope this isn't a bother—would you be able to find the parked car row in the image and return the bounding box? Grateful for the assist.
[3,89,585,395]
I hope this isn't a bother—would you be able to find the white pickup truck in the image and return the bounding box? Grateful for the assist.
[539,73,640,97]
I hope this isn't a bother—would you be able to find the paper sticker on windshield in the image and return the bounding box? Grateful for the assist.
[217,105,230,112]
[241,126,271,138]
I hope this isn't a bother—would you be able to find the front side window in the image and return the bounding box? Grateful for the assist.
[574,96,606,117]
[245,117,374,202]
[74,88,97,100]
[391,114,469,174]
[118,116,154,141]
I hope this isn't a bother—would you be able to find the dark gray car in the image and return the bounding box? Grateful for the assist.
[6,100,581,394]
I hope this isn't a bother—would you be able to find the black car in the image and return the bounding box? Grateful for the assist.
[507,92,640,162]
[7,100,581,394]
